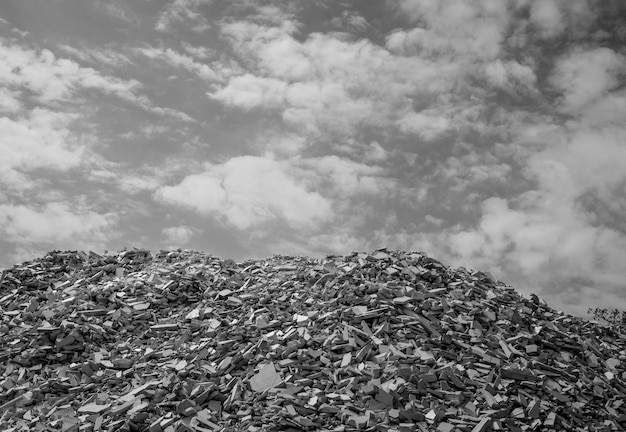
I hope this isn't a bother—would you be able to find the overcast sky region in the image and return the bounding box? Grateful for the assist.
[1,0,625,316]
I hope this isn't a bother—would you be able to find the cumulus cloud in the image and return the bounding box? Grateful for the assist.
[263,133,308,157]
[580,89,626,127]
[550,47,626,112]
[163,225,195,246]
[58,44,133,67]
[210,74,287,109]
[156,0,212,32]
[181,41,213,60]
[391,0,511,60]
[435,151,513,192]
[0,87,21,113]
[94,1,139,24]
[0,202,115,246]
[527,0,592,39]
[484,59,537,91]
[447,192,626,315]
[138,46,219,81]
[0,39,191,121]
[0,109,83,190]
[396,111,451,141]
[330,11,370,33]
[214,21,461,137]
[0,40,141,103]
[528,0,565,38]
[156,156,332,230]
[296,156,395,197]
[428,119,626,315]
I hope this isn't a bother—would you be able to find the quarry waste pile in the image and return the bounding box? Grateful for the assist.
[0,248,625,432]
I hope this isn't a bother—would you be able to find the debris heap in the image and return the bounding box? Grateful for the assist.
[1,248,625,432]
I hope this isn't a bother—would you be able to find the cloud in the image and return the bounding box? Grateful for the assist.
[427,119,626,315]
[296,155,395,197]
[528,0,565,38]
[138,46,220,81]
[181,41,213,59]
[0,38,192,121]
[263,133,308,157]
[155,0,211,32]
[435,151,513,192]
[363,142,388,163]
[58,44,133,67]
[484,59,537,91]
[391,0,511,60]
[117,175,163,194]
[94,1,139,24]
[156,156,331,230]
[214,21,463,137]
[0,40,141,103]
[0,201,115,246]
[163,225,195,246]
[528,125,626,202]
[580,89,626,127]
[0,87,21,113]
[330,11,370,33]
[396,111,451,140]
[210,74,287,109]
[550,47,626,112]
[0,109,83,190]
[527,0,593,39]
[449,193,626,314]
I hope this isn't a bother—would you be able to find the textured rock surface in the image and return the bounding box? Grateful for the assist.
[0,248,625,431]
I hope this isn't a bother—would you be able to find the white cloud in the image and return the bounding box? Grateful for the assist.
[0,87,21,113]
[0,202,115,245]
[550,47,625,112]
[435,151,513,191]
[220,20,308,80]
[94,1,139,24]
[264,133,308,157]
[330,11,370,33]
[529,0,564,37]
[138,46,219,81]
[163,225,195,245]
[429,120,626,315]
[392,0,511,60]
[58,44,133,67]
[0,40,141,103]
[156,156,332,230]
[396,111,451,140]
[215,22,462,137]
[0,39,191,121]
[117,175,162,194]
[528,125,626,200]
[581,90,626,127]
[181,41,213,59]
[527,0,592,40]
[283,80,376,135]
[156,0,211,32]
[0,109,83,190]
[363,142,388,163]
[210,74,287,109]
[449,192,626,315]
[296,155,395,197]
[484,59,537,90]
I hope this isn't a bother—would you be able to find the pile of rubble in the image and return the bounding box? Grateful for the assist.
[1,248,625,432]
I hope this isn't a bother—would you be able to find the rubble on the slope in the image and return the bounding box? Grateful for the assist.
[1,248,625,432]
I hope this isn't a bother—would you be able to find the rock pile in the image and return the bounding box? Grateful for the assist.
[0,248,625,432]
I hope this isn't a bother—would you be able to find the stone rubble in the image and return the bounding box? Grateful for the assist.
[0,248,625,432]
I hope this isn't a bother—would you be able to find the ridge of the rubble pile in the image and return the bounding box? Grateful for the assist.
[1,248,625,432]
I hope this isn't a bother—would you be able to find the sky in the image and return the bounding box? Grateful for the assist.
[0,0,625,317]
